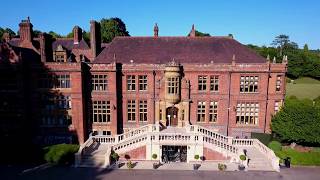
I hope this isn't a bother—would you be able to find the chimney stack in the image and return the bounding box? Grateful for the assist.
[19,17,33,43]
[90,20,101,58]
[39,33,52,62]
[154,23,159,37]
[189,24,196,37]
[73,26,82,45]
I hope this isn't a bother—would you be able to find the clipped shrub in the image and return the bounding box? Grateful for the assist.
[239,154,246,161]
[268,141,282,152]
[110,151,119,162]
[127,160,134,169]
[194,154,200,160]
[152,153,157,160]
[43,144,79,165]
[218,163,227,171]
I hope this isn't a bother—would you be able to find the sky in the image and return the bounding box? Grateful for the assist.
[1,0,319,49]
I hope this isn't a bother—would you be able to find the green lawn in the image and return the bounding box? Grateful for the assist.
[275,147,320,166]
[286,77,320,100]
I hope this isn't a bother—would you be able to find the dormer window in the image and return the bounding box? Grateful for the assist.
[53,45,67,62]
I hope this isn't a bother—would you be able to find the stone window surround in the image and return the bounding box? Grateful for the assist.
[236,102,259,125]
[240,75,259,93]
[92,74,108,91]
[276,75,282,92]
[127,100,136,122]
[92,100,111,123]
[139,100,148,122]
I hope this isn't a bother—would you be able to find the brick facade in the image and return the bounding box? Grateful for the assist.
[0,18,287,145]
[203,147,229,161]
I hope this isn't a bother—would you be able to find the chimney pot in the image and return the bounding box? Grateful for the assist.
[189,24,196,37]
[154,23,159,37]
[73,26,82,45]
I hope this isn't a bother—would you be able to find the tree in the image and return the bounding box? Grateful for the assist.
[100,17,130,43]
[33,30,42,37]
[271,34,298,56]
[0,27,4,39]
[48,31,63,38]
[66,31,90,43]
[188,30,210,37]
[271,97,320,146]
[272,34,290,56]
[0,27,16,39]
[303,44,309,52]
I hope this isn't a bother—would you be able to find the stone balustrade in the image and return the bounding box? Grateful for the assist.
[232,139,254,146]
[76,124,280,172]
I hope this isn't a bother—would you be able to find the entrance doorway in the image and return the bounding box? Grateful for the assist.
[166,107,178,126]
[162,145,187,162]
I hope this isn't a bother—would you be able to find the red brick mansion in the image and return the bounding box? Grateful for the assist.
[0,18,287,145]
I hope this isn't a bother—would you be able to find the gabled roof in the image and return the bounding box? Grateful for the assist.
[52,38,89,51]
[94,36,266,64]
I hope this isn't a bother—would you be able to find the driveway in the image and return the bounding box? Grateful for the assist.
[1,166,320,180]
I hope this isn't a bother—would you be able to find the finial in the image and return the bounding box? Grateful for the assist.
[154,23,159,37]
[113,53,116,60]
[267,54,270,61]
[273,56,276,63]
[283,55,288,64]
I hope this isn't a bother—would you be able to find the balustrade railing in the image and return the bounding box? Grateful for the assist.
[188,125,229,143]
[76,124,279,172]
[232,139,254,146]
[203,135,238,154]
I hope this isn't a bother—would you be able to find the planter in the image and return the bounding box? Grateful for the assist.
[153,162,159,169]
[127,161,134,169]
[218,163,227,171]
[238,164,245,171]
[193,164,200,170]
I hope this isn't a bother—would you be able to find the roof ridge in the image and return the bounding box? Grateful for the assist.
[55,38,73,40]
[114,36,233,39]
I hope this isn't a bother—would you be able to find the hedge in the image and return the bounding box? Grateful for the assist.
[43,144,79,165]
[268,141,282,152]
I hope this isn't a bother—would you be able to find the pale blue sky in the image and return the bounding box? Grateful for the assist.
[1,0,319,49]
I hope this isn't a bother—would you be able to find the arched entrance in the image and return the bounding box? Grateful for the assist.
[166,107,178,126]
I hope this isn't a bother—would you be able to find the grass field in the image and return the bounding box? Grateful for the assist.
[286,77,320,100]
[275,147,320,166]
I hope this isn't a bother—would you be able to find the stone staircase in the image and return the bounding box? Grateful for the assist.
[244,147,274,171]
[75,124,280,172]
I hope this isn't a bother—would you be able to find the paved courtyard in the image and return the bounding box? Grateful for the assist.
[1,165,320,180]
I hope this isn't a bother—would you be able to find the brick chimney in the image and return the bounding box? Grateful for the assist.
[73,26,82,45]
[90,20,101,58]
[39,33,52,62]
[154,23,159,37]
[189,24,196,37]
[19,17,33,43]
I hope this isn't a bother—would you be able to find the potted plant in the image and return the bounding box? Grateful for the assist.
[110,151,119,167]
[218,163,227,171]
[238,154,246,171]
[127,160,134,169]
[152,154,158,169]
[193,155,200,170]
[124,154,133,169]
